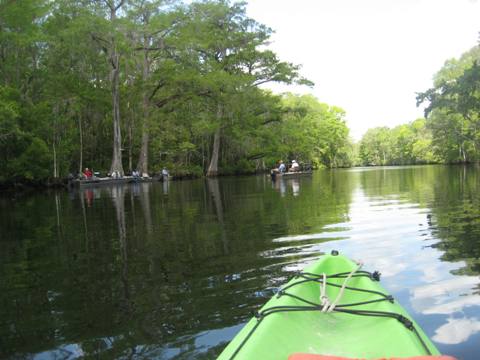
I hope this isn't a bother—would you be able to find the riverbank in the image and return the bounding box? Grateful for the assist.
[0,163,271,191]
[2,162,476,192]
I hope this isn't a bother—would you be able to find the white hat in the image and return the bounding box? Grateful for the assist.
[292,160,297,163]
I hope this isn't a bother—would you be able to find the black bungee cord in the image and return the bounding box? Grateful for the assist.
[226,269,432,360]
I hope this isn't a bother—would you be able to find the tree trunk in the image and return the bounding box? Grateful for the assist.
[110,49,124,176]
[207,105,223,177]
[137,121,149,176]
[53,141,58,178]
[137,38,151,177]
[459,144,467,163]
[207,127,221,177]
[78,115,83,174]
[108,4,124,176]
[124,58,135,175]
[202,138,206,170]
[128,115,133,173]
[53,105,58,178]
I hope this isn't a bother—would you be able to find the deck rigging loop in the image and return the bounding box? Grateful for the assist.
[320,260,364,312]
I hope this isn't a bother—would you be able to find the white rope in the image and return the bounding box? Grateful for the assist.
[319,273,330,312]
[320,260,364,313]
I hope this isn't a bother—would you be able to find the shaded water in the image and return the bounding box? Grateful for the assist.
[1,165,480,359]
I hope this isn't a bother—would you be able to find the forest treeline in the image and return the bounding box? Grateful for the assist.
[0,0,354,186]
[0,0,479,187]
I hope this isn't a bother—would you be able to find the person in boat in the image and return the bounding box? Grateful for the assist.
[83,167,93,179]
[272,160,286,174]
[161,168,169,180]
[109,170,121,179]
[270,160,285,180]
[290,160,300,172]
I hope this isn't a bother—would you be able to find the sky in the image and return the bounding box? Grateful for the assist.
[246,0,480,140]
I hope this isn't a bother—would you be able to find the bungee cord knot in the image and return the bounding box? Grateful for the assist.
[320,260,363,312]
[371,270,381,281]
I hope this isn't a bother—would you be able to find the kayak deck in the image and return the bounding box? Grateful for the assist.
[218,253,439,360]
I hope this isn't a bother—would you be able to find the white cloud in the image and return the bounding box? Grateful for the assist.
[432,317,480,344]
[411,276,480,314]
[412,277,478,300]
[422,295,480,315]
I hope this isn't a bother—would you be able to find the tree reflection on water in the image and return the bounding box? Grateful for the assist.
[0,166,479,359]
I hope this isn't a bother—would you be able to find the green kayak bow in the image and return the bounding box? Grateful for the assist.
[218,251,441,360]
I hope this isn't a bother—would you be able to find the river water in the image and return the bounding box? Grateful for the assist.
[1,165,479,359]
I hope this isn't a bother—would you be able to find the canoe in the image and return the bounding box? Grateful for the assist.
[218,251,442,360]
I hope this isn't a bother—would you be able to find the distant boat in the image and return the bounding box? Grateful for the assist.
[276,170,312,177]
[270,170,313,180]
[72,176,158,188]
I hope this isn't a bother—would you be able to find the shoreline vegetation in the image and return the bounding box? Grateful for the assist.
[1,1,479,191]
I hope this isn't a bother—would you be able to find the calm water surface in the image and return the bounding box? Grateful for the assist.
[1,165,480,359]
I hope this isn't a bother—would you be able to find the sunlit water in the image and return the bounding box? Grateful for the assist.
[1,165,479,359]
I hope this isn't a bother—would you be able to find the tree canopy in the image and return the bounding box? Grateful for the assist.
[2,0,480,187]
[417,46,480,164]
[1,0,358,186]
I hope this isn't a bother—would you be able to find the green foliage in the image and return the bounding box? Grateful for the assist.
[0,86,50,183]
[358,120,437,166]
[0,0,350,186]
[417,46,480,164]
[4,0,480,186]
[12,137,51,182]
[263,93,352,169]
[0,86,21,141]
[359,127,391,166]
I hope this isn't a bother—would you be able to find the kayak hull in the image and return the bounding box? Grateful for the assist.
[218,253,439,360]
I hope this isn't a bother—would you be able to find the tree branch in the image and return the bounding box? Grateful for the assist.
[247,153,266,160]
[135,47,164,51]
[114,0,126,12]
[90,33,110,46]
[148,80,166,101]
[155,89,212,108]
[253,79,274,87]
[261,118,281,126]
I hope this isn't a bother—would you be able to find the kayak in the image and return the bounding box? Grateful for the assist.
[218,252,444,360]
[218,251,445,360]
